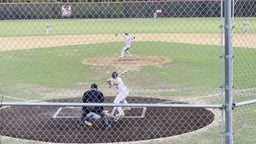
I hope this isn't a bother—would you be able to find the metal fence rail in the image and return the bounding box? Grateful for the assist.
[1,102,224,108]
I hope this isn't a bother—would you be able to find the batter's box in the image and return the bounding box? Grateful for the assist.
[53,107,81,118]
[121,107,147,119]
[52,107,147,119]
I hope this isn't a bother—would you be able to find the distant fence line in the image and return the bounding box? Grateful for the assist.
[0,1,255,20]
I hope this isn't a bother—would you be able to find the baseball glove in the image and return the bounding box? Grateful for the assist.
[115,33,118,37]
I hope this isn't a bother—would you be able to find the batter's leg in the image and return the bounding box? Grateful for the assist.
[111,107,117,116]
[111,92,125,116]
[126,50,132,56]
[117,90,129,115]
[121,99,131,111]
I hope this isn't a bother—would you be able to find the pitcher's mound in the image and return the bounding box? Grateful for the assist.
[82,55,169,69]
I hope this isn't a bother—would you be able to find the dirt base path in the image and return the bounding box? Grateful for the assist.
[1,34,255,52]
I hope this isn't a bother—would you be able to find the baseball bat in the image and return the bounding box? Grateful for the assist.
[107,70,128,83]
[119,70,128,76]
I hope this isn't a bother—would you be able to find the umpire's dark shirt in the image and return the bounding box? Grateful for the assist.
[82,89,104,114]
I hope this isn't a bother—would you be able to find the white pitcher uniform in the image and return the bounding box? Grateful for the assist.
[120,34,135,57]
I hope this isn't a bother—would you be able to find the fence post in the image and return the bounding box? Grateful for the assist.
[224,0,233,143]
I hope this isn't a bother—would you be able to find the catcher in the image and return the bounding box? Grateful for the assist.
[108,71,130,118]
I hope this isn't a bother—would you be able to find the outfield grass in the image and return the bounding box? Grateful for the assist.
[0,17,255,37]
[0,18,256,144]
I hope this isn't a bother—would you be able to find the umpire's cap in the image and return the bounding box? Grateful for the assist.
[90,83,98,90]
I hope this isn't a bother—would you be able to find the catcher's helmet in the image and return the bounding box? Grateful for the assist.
[90,83,98,90]
[112,71,118,78]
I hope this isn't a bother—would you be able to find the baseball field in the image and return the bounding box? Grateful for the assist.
[0,18,256,143]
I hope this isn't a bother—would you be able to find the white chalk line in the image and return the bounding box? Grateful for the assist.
[1,95,38,102]
[52,106,147,119]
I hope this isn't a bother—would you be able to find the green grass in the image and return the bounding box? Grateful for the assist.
[0,42,222,100]
[1,41,256,102]
[1,17,255,37]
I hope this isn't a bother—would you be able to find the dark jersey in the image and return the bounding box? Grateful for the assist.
[82,90,104,115]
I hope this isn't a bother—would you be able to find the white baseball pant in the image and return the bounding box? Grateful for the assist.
[120,45,132,57]
[111,89,129,116]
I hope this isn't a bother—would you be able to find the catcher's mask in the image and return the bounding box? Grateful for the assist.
[90,83,98,90]
[112,71,118,78]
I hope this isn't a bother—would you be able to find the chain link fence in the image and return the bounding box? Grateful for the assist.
[0,0,255,143]
[232,0,256,143]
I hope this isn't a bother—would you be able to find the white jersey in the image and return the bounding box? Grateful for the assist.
[111,76,129,116]
[47,23,51,28]
[243,21,249,27]
[116,77,127,92]
[124,35,133,46]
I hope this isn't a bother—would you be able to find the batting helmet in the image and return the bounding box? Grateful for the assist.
[112,71,118,78]
[90,83,98,90]
[125,33,128,35]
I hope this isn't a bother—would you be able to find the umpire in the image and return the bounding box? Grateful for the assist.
[80,83,110,130]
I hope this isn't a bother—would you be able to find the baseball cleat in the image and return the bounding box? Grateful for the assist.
[112,116,119,122]
[84,120,93,126]
[122,107,131,111]
[116,113,125,117]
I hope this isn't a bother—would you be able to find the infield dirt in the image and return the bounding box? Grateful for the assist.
[1,34,255,52]
[1,34,254,68]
